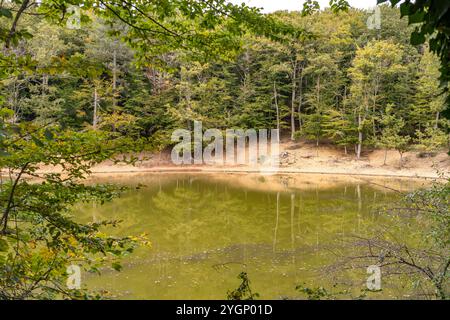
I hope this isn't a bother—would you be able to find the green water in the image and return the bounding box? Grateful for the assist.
[76,173,428,300]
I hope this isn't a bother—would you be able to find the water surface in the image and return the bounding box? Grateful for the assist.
[76,173,428,299]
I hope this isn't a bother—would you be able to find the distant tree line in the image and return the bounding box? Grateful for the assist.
[1,6,447,161]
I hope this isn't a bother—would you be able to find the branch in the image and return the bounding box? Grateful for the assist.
[0,162,29,234]
[5,0,32,49]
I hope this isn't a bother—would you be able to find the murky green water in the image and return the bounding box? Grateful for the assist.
[75,173,429,299]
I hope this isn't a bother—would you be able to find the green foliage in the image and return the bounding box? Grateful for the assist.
[415,127,449,154]
[322,108,358,150]
[301,0,450,118]
[0,119,149,299]
[1,4,447,156]
[377,105,411,165]
[377,0,450,118]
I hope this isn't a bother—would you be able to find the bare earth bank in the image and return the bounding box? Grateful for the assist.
[39,140,449,179]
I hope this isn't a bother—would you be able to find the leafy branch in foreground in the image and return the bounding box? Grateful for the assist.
[0,115,149,299]
[377,0,450,118]
[1,0,306,69]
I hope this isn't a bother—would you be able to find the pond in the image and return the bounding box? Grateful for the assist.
[75,173,430,299]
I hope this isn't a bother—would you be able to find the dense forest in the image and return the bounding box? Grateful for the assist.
[1,6,448,158]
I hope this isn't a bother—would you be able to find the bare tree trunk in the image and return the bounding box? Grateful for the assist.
[372,76,380,137]
[290,61,298,141]
[297,68,304,132]
[435,111,440,129]
[42,74,48,92]
[93,87,98,129]
[315,75,321,148]
[273,81,280,139]
[112,47,117,108]
[384,149,388,165]
[357,113,363,160]
[10,80,19,124]
[1,162,29,234]
[316,138,319,157]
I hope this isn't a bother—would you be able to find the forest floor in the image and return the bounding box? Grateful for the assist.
[77,139,449,180]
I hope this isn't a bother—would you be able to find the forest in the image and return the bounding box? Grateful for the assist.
[1,5,448,158]
[0,0,449,301]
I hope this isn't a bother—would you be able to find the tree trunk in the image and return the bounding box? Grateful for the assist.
[4,0,30,49]
[435,111,440,129]
[1,162,29,234]
[42,74,48,92]
[372,77,380,137]
[316,138,319,157]
[112,48,117,108]
[357,113,363,160]
[273,81,280,137]
[315,75,321,148]
[10,80,19,124]
[93,87,98,129]
[297,68,304,132]
[384,149,388,165]
[290,61,298,141]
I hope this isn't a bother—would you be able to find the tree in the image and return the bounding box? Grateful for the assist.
[413,49,447,131]
[377,0,450,119]
[322,108,358,155]
[0,117,148,299]
[303,52,341,148]
[303,0,450,119]
[415,127,449,155]
[377,104,409,166]
[393,133,411,168]
[349,40,406,159]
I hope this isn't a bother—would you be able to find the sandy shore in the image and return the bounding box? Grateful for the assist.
[36,140,449,180]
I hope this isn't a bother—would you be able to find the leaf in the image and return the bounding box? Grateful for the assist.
[411,30,425,45]
[408,11,425,24]
[44,129,54,141]
[0,239,9,252]
[0,8,12,19]
[31,135,44,147]
[0,149,10,157]
[399,2,413,17]
[111,262,122,272]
